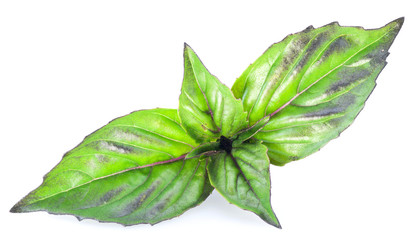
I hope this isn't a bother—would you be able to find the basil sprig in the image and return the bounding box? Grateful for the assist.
[11,18,403,228]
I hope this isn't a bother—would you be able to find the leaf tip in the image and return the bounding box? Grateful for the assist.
[384,17,404,35]
[395,16,404,25]
[10,194,38,213]
[183,42,193,52]
[393,17,405,30]
[264,211,282,229]
[378,17,404,49]
[183,42,197,62]
[10,203,23,213]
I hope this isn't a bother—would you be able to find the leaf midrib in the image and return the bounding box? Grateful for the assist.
[268,27,392,119]
[103,123,195,148]
[21,154,189,209]
[228,153,260,206]
[187,51,221,133]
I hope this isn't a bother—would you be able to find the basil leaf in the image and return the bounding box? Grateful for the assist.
[233,116,270,146]
[179,44,248,142]
[11,108,213,225]
[207,142,280,227]
[232,18,403,165]
[185,142,221,159]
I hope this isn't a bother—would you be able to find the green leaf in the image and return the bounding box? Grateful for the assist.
[11,108,214,225]
[233,116,270,146]
[232,18,403,165]
[207,142,280,228]
[185,142,222,159]
[179,44,248,143]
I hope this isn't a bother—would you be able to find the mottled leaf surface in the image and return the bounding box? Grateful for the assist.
[11,109,213,225]
[179,44,248,142]
[207,142,280,227]
[232,18,403,165]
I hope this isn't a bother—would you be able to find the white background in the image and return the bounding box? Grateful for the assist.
[1,0,410,239]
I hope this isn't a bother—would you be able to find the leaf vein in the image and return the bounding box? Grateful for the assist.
[269,30,390,118]
[103,124,194,148]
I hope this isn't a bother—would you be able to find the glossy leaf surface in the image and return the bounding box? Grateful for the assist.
[179,44,248,142]
[232,18,403,165]
[11,109,213,225]
[207,142,280,227]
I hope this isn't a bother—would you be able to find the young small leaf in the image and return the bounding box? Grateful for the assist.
[185,142,222,159]
[179,44,248,142]
[233,116,270,146]
[207,142,280,228]
[232,18,403,165]
[11,109,213,225]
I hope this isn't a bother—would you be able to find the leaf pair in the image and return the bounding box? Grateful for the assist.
[11,18,403,228]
